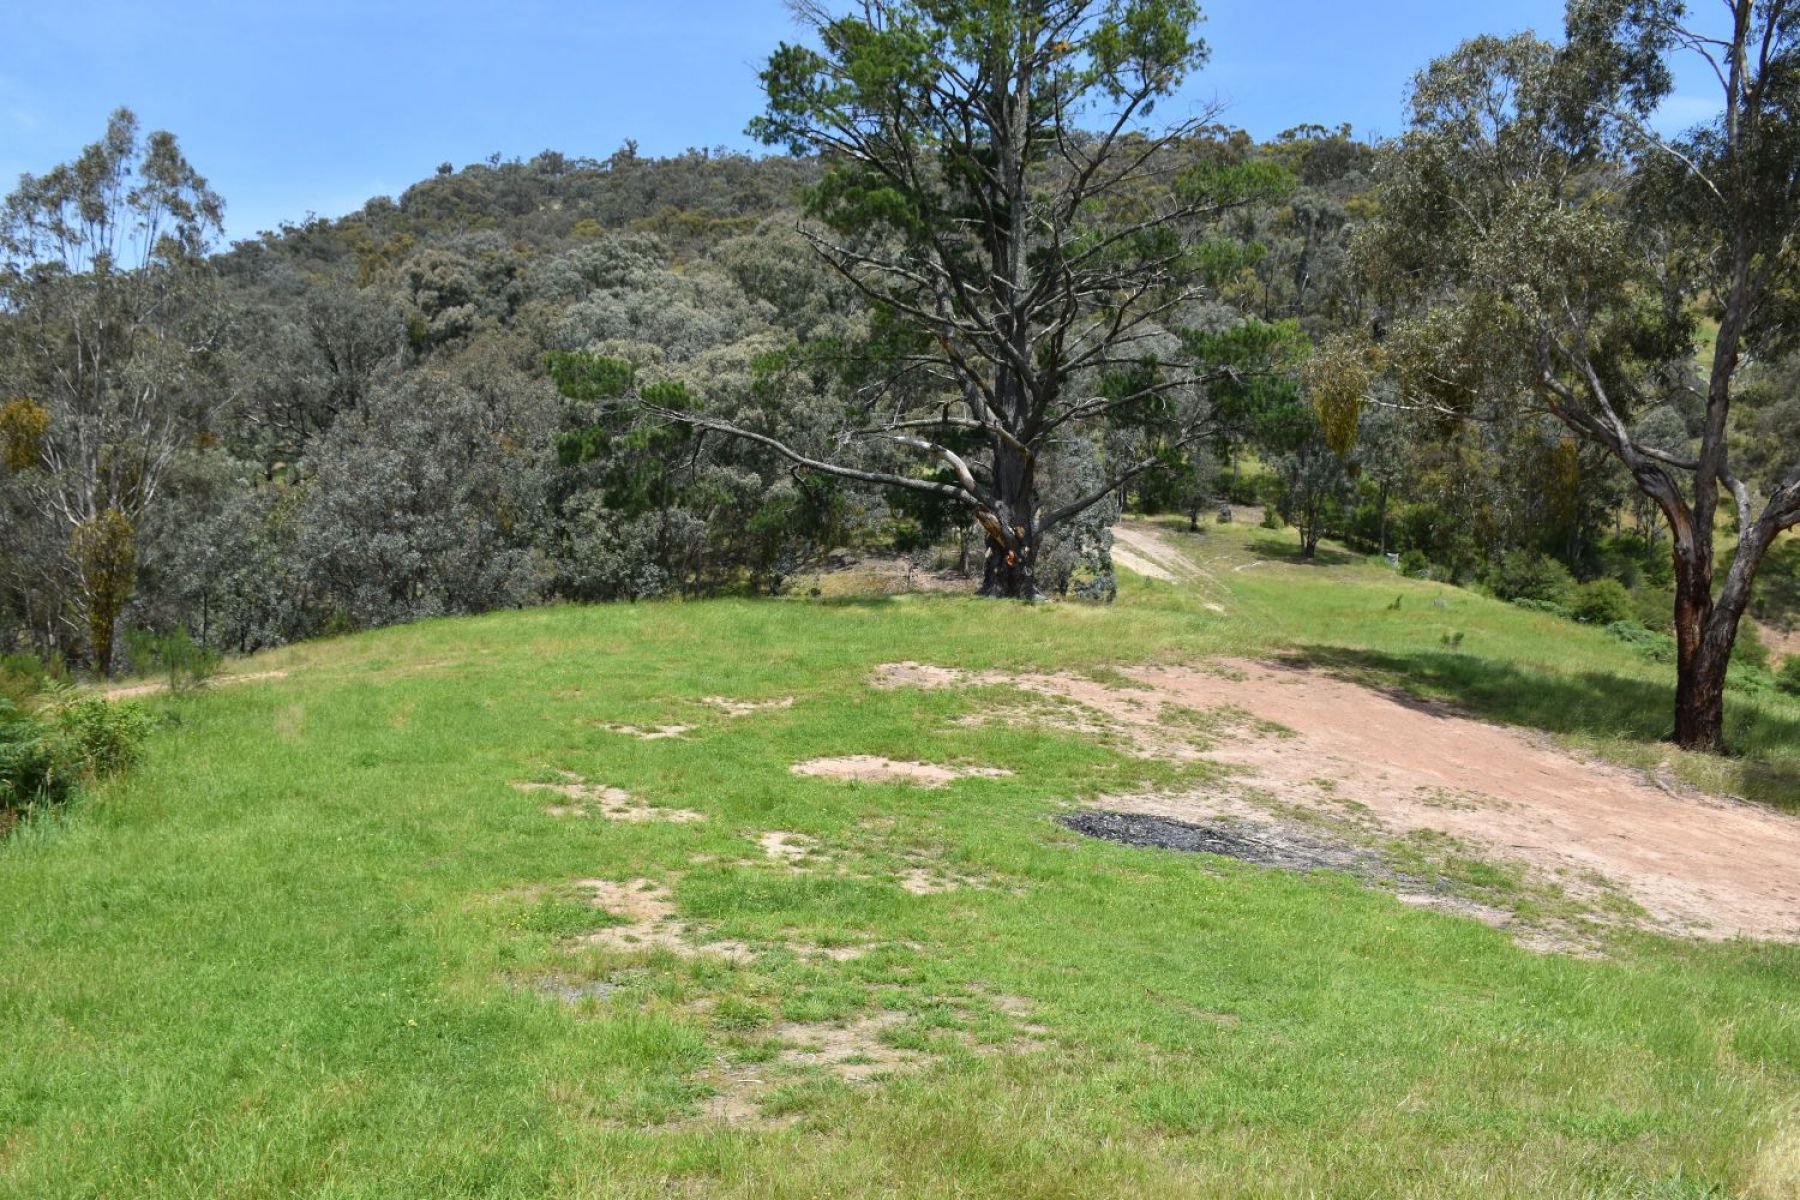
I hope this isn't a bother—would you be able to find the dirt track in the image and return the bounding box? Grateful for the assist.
[877,657,1800,942]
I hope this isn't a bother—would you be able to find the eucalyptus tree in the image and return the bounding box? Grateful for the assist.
[1363,1,1798,751]
[0,109,226,673]
[649,0,1292,598]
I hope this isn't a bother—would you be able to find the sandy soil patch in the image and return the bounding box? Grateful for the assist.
[790,755,1012,787]
[697,1012,921,1124]
[752,830,992,895]
[875,658,1800,942]
[513,773,703,823]
[757,831,819,864]
[595,722,693,741]
[1112,525,1202,584]
[567,876,887,965]
[700,696,795,718]
[697,992,1049,1125]
[103,669,289,700]
[573,878,756,962]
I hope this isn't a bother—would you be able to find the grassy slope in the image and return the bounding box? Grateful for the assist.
[2,522,1798,1199]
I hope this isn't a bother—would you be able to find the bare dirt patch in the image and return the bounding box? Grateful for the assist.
[573,878,757,962]
[103,669,289,700]
[595,722,693,741]
[756,831,820,865]
[513,773,703,823]
[750,830,994,895]
[695,992,1050,1125]
[700,696,795,718]
[1112,525,1202,584]
[697,1012,921,1124]
[567,877,888,965]
[790,755,1012,787]
[876,657,1800,942]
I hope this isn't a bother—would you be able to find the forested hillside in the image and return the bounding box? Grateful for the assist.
[1,0,1795,744]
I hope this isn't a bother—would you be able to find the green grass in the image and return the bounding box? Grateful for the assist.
[2,521,1798,1198]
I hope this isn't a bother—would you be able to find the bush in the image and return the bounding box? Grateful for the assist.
[1732,623,1770,673]
[1,695,151,815]
[122,626,221,694]
[1512,597,1576,621]
[1608,620,1677,663]
[0,699,64,807]
[1398,549,1430,578]
[0,653,49,706]
[52,697,152,778]
[1630,587,1676,634]
[1777,656,1800,698]
[1486,551,1576,605]
[1571,579,1634,625]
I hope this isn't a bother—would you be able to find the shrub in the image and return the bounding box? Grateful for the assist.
[1486,551,1575,605]
[122,626,221,694]
[1,695,151,816]
[1630,587,1676,633]
[1398,549,1430,578]
[1513,597,1576,621]
[1732,623,1770,673]
[1608,620,1677,663]
[0,699,64,807]
[1571,579,1634,625]
[0,653,48,705]
[1777,656,1800,698]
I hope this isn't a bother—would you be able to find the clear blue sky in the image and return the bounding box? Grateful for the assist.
[1,1,1718,245]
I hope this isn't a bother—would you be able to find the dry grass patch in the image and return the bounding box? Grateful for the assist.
[790,755,1012,787]
[512,773,703,823]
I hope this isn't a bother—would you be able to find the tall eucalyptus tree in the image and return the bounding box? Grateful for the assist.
[1364,1,1798,751]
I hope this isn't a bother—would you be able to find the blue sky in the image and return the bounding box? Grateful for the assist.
[1,1,1718,245]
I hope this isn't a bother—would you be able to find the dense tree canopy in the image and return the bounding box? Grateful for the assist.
[0,3,1793,758]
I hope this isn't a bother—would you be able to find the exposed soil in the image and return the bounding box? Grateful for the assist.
[102,669,290,700]
[756,831,818,864]
[875,657,1800,942]
[513,773,703,823]
[700,696,795,718]
[1111,525,1203,584]
[695,991,1049,1126]
[752,830,986,895]
[572,878,757,962]
[790,755,1013,787]
[595,722,693,741]
[697,1012,922,1125]
[569,876,883,964]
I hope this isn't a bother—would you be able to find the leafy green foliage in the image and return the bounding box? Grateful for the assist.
[1,693,151,814]
[1570,578,1633,625]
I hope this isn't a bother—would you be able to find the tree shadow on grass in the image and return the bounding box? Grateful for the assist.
[1244,536,1360,567]
[1291,644,1800,812]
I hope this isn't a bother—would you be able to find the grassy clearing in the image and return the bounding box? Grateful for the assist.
[2,522,1798,1198]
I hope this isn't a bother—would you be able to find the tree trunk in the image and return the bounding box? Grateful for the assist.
[977,441,1044,600]
[1672,620,1731,753]
[1377,481,1390,557]
[979,532,1042,599]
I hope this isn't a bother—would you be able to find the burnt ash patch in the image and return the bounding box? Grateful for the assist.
[1059,810,1382,875]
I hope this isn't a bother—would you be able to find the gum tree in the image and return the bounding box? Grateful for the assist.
[0,109,225,673]
[1365,1,1798,751]
[651,0,1292,598]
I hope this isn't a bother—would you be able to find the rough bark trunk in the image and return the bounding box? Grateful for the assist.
[977,442,1043,600]
[979,531,1042,600]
